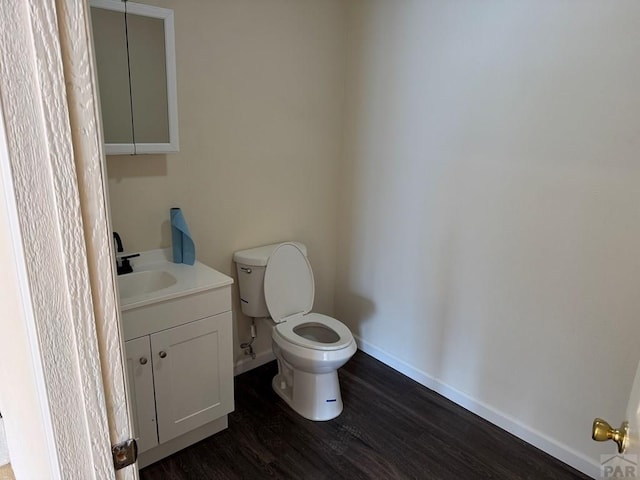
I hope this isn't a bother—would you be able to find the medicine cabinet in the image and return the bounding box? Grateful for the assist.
[90,0,179,155]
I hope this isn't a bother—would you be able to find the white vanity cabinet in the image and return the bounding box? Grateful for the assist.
[120,265,234,469]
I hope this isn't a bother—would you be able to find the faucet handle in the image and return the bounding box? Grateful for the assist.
[116,253,140,276]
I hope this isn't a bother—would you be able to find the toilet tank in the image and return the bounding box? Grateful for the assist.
[233,242,307,318]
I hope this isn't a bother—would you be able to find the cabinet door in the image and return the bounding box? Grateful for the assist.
[124,336,158,453]
[151,312,234,443]
[90,5,133,145]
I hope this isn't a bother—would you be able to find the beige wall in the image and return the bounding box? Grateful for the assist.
[336,0,640,475]
[107,0,347,360]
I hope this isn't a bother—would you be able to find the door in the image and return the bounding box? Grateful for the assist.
[593,360,640,479]
[151,312,234,443]
[0,1,137,478]
[124,337,158,453]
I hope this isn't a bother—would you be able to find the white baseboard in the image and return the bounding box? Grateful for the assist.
[234,349,276,376]
[354,335,599,479]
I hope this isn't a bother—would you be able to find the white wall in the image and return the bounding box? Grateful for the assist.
[336,1,640,475]
[106,0,347,364]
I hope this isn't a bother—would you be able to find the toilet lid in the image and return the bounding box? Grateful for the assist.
[274,313,354,351]
[264,243,314,323]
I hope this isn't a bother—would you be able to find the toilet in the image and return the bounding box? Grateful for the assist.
[233,242,356,421]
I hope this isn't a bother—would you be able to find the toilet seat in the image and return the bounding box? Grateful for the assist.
[266,243,354,352]
[274,313,354,351]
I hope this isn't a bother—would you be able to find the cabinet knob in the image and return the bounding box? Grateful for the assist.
[139,357,148,365]
[159,351,167,358]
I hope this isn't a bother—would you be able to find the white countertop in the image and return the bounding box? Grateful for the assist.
[117,249,234,311]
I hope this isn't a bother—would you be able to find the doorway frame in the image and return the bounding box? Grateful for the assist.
[0,1,135,479]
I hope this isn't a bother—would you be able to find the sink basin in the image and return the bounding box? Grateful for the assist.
[118,270,177,299]
[116,249,234,310]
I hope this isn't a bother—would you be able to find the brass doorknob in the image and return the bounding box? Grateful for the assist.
[592,418,629,454]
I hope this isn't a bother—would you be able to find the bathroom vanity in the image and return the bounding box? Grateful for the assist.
[118,250,233,468]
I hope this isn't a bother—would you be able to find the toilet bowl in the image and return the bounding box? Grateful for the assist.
[233,242,356,421]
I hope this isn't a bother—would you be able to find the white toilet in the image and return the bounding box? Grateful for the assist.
[233,242,356,421]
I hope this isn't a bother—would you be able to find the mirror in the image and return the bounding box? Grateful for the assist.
[90,0,179,155]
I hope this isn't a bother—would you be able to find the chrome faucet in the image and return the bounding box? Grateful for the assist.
[113,231,139,275]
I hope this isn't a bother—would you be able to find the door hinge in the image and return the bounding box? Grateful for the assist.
[112,438,138,470]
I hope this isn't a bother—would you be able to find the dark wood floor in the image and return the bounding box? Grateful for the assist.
[140,351,590,479]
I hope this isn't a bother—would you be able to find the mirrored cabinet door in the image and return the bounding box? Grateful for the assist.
[90,0,179,155]
[91,6,134,145]
[128,13,170,144]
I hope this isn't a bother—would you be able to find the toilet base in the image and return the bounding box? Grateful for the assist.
[272,358,344,421]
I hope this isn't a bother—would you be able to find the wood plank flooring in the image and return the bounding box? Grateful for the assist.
[140,351,590,479]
